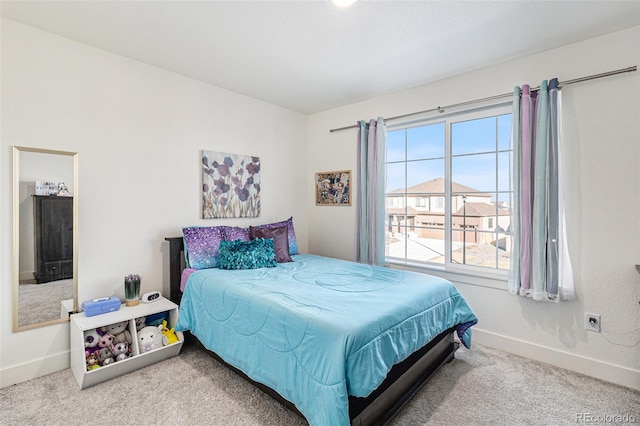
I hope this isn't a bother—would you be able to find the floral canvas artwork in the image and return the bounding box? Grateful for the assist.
[202,151,261,218]
[315,170,351,206]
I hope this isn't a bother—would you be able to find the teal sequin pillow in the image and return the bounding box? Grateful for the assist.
[218,238,278,270]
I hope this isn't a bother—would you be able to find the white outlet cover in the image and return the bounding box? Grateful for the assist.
[585,313,601,332]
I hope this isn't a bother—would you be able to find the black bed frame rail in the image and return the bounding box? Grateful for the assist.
[164,236,458,426]
[166,237,185,305]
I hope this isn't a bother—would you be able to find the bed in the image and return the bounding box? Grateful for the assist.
[166,233,477,426]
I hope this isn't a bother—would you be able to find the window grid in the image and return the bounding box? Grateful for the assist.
[385,104,512,274]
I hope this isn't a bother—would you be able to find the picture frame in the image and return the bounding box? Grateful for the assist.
[315,170,351,206]
[202,151,261,218]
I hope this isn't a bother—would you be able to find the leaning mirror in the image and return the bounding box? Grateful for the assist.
[13,146,78,331]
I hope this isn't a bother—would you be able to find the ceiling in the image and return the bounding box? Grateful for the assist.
[2,1,640,114]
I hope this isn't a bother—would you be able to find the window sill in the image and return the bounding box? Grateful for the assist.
[386,259,508,291]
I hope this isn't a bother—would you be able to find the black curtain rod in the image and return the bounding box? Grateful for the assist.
[329,65,637,133]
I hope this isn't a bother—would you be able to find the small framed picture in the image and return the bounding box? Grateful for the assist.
[315,170,351,206]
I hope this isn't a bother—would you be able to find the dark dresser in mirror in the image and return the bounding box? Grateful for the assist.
[33,195,73,283]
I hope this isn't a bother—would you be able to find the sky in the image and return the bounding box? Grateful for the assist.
[386,113,512,202]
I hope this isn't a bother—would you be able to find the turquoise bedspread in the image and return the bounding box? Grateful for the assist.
[175,254,477,426]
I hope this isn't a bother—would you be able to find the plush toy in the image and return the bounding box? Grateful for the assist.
[103,321,132,346]
[161,320,178,346]
[98,332,116,354]
[84,328,101,350]
[137,325,163,353]
[86,353,100,371]
[135,316,146,331]
[97,347,114,366]
[112,342,130,362]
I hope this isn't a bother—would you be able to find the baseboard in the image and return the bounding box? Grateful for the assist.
[19,270,34,281]
[472,328,640,391]
[0,349,70,388]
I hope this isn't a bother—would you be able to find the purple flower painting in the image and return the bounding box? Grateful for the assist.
[202,151,261,218]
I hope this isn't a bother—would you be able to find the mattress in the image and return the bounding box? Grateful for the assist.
[175,254,477,426]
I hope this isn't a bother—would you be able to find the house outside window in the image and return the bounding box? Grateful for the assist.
[385,103,512,274]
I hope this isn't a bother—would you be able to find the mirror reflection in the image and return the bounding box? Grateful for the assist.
[13,146,78,331]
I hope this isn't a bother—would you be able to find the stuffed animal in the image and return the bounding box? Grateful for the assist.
[84,328,101,352]
[97,347,114,366]
[161,320,178,346]
[86,353,100,371]
[98,332,116,354]
[137,325,163,353]
[112,342,130,362]
[135,316,146,331]
[103,321,132,346]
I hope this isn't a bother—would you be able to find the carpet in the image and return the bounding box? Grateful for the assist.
[0,342,637,425]
[17,279,73,327]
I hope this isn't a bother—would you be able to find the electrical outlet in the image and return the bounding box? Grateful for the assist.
[585,313,601,333]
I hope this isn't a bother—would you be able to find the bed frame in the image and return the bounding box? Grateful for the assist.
[165,237,458,425]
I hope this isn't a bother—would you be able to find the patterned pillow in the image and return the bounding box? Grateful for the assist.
[249,225,292,263]
[221,226,250,242]
[182,226,225,269]
[218,238,277,270]
[254,217,298,255]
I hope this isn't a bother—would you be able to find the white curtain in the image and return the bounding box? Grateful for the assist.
[509,79,575,301]
[356,118,386,266]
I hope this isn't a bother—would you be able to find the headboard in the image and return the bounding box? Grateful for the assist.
[165,237,185,305]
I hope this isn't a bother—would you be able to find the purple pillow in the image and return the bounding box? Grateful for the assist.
[182,226,225,269]
[249,225,293,263]
[254,217,298,255]
[222,226,250,242]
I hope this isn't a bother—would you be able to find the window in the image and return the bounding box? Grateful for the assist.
[385,103,512,274]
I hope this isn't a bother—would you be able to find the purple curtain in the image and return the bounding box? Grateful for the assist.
[509,79,575,301]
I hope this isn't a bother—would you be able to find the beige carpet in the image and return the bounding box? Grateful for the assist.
[18,279,73,327]
[0,342,637,425]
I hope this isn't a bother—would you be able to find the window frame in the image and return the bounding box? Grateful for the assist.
[384,101,513,285]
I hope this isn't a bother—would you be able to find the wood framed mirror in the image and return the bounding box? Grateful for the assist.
[12,146,78,331]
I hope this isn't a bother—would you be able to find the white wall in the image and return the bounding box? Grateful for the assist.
[308,26,640,390]
[1,19,308,386]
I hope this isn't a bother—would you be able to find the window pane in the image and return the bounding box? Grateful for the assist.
[406,193,445,213]
[451,229,512,270]
[407,227,445,264]
[386,162,406,193]
[386,234,404,258]
[386,213,409,234]
[385,195,405,211]
[465,233,498,269]
[407,123,444,160]
[386,217,407,259]
[498,114,512,151]
[451,153,496,192]
[387,130,406,162]
[497,230,512,270]
[498,151,511,192]
[451,117,496,156]
[407,159,444,188]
